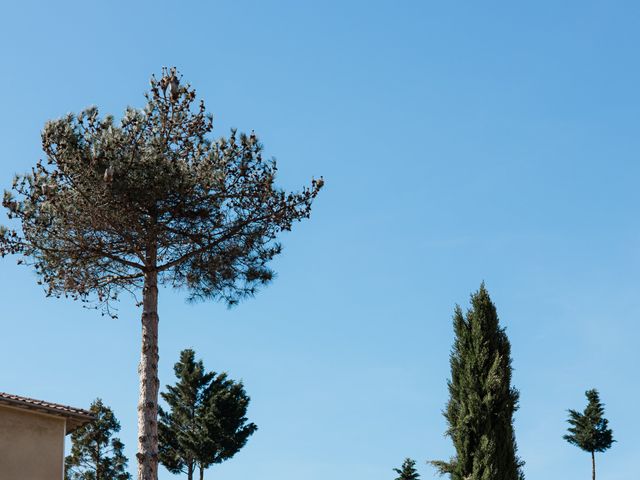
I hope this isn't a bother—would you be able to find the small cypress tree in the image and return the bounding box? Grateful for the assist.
[564,389,614,480]
[393,458,420,480]
[65,398,131,480]
[431,284,524,480]
[159,349,257,480]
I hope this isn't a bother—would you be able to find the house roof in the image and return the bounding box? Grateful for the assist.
[0,392,94,434]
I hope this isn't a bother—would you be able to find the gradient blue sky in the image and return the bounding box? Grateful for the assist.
[1,1,638,479]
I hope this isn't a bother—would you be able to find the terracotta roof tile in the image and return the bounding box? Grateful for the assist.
[0,391,94,434]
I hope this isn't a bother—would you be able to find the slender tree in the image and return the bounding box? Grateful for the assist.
[65,398,131,480]
[431,284,524,480]
[159,349,257,480]
[564,389,614,480]
[0,67,322,480]
[393,458,420,480]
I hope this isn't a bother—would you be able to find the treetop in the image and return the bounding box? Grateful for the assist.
[1,67,323,316]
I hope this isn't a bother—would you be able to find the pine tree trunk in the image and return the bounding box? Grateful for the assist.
[199,464,204,480]
[591,451,596,480]
[137,266,160,480]
[187,462,193,480]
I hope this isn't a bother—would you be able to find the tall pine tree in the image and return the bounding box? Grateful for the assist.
[159,349,257,480]
[65,398,131,480]
[0,67,321,480]
[564,389,614,480]
[393,458,420,480]
[431,284,524,480]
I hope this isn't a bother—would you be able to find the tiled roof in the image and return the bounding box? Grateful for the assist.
[0,391,94,434]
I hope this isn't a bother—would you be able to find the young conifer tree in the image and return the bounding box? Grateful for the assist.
[564,389,614,480]
[431,284,524,480]
[65,398,131,480]
[158,349,256,480]
[0,67,322,480]
[393,458,420,480]
[158,349,213,480]
[194,372,257,478]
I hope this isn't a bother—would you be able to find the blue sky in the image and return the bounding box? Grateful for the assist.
[1,1,638,479]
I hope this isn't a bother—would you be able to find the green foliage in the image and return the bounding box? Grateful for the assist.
[159,349,257,479]
[564,388,614,480]
[0,66,323,316]
[394,458,420,480]
[564,389,615,454]
[158,349,213,477]
[431,284,524,480]
[65,399,131,480]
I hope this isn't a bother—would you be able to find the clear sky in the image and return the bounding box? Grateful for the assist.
[0,1,638,479]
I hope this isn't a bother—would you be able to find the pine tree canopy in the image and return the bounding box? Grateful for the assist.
[159,349,257,480]
[431,283,525,480]
[0,66,323,314]
[65,398,131,480]
[564,389,615,454]
[393,458,420,480]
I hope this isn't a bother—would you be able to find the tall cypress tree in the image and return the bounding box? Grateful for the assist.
[65,398,131,480]
[564,389,614,480]
[393,458,420,480]
[431,284,524,480]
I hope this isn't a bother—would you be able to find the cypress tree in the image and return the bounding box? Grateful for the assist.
[564,389,614,480]
[65,398,131,480]
[431,284,524,480]
[393,458,420,480]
